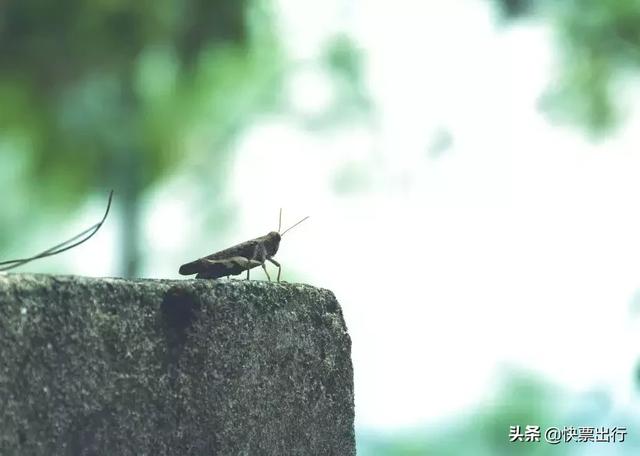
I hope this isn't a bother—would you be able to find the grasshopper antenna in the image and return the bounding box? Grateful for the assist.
[278,208,282,232]
[280,215,309,236]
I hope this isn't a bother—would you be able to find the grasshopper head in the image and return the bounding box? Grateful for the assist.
[265,231,281,255]
[268,212,307,257]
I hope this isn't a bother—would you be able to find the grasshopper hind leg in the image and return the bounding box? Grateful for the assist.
[261,263,271,281]
[267,258,281,282]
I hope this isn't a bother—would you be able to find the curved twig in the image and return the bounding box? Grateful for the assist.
[0,190,114,272]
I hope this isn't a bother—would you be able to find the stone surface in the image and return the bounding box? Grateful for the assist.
[0,274,354,455]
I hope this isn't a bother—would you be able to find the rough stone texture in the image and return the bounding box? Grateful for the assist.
[0,274,354,456]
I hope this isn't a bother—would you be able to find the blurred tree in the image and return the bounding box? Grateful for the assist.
[492,0,640,135]
[0,0,280,276]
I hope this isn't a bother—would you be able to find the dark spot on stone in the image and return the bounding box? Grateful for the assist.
[161,286,203,382]
[161,285,202,344]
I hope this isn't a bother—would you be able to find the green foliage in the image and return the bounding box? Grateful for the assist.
[324,34,371,122]
[496,0,640,135]
[542,0,640,134]
[0,0,276,193]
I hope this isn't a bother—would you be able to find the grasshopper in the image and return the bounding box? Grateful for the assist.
[179,210,309,282]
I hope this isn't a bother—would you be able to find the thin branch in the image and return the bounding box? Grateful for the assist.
[0,190,114,272]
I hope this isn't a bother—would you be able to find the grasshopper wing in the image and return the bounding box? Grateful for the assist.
[194,257,262,279]
[179,239,261,276]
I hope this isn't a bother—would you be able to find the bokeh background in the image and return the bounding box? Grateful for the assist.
[3,0,640,454]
